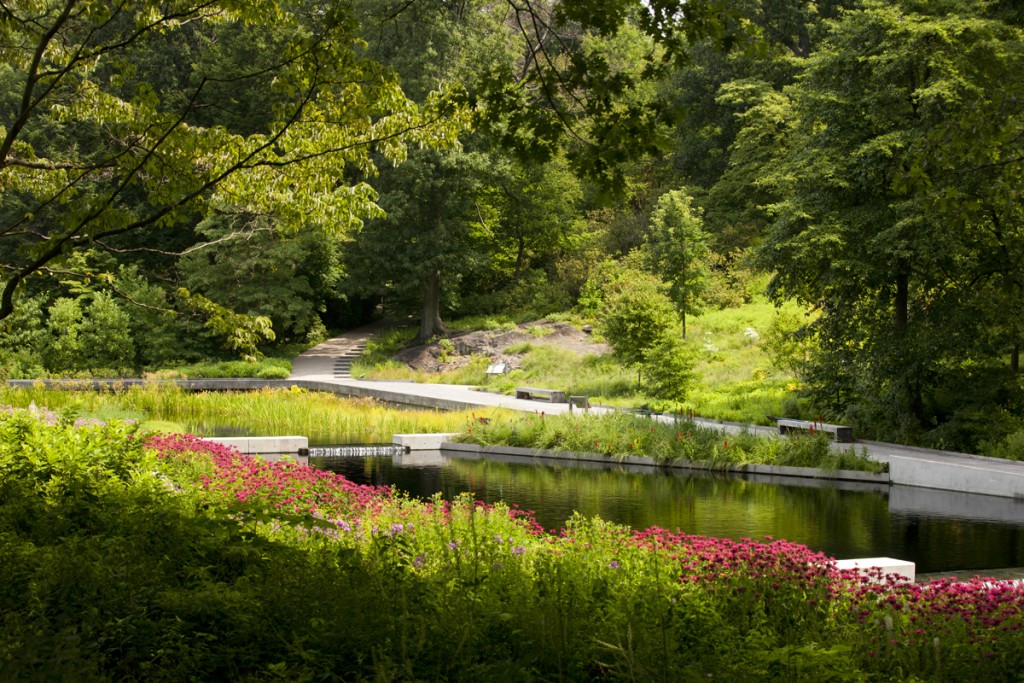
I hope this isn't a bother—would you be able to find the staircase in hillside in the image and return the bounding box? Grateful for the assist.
[331,341,367,379]
[290,317,407,381]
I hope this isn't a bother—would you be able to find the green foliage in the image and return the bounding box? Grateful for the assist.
[168,358,292,380]
[457,411,883,473]
[42,293,135,374]
[0,0,464,323]
[982,428,1024,461]
[641,334,698,402]
[642,188,713,337]
[762,306,817,379]
[178,218,342,344]
[0,293,47,379]
[0,386,485,446]
[750,0,1024,446]
[599,270,679,372]
[177,289,275,362]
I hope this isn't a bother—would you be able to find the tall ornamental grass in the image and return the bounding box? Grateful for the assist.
[0,410,1021,681]
[457,410,884,473]
[0,385,482,442]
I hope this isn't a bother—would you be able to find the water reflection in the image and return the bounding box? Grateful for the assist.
[311,450,1024,574]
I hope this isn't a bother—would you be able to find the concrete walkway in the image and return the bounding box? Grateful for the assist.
[285,324,1024,502]
[291,318,401,380]
[8,323,1024,501]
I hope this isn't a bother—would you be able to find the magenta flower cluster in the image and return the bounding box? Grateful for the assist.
[145,433,391,516]
[632,526,836,587]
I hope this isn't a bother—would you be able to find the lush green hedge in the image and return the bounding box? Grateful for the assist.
[1,411,1021,681]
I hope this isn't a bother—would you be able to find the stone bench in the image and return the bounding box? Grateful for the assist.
[776,417,854,443]
[515,387,567,403]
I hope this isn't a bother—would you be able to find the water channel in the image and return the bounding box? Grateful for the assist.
[309,448,1024,575]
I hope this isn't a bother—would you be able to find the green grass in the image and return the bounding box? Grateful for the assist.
[354,299,813,424]
[157,356,293,379]
[456,410,884,473]
[0,385,497,443]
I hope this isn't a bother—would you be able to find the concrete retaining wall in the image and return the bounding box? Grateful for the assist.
[439,440,890,485]
[888,454,1024,500]
[205,436,307,455]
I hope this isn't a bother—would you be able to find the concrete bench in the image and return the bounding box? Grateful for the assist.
[568,395,591,413]
[515,387,567,403]
[776,418,853,443]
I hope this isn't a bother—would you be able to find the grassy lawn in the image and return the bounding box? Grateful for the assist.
[354,298,813,425]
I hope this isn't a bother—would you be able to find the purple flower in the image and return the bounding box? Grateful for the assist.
[413,554,426,568]
[609,561,621,570]
[512,545,525,556]
[389,523,404,537]
[448,541,459,550]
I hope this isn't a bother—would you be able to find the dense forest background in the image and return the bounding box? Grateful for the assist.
[3,0,1024,454]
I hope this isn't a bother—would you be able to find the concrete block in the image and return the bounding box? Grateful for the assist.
[393,433,460,450]
[394,451,446,467]
[835,557,915,583]
[205,436,307,455]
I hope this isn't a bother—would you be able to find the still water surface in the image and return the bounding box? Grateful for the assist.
[311,450,1024,574]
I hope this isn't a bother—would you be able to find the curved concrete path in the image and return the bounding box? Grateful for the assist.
[291,319,399,380]
[286,323,1024,503]
[289,319,599,414]
[9,322,1024,501]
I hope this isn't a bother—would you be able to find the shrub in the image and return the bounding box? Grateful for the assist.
[642,334,698,402]
[599,271,679,375]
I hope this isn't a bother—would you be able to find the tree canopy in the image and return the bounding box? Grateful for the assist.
[0,0,463,324]
[4,0,1024,452]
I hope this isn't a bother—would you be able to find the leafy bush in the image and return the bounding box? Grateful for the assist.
[164,358,292,379]
[599,271,679,372]
[0,412,1020,681]
[642,334,697,402]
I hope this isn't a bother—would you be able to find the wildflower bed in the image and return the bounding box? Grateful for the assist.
[0,411,1021,681]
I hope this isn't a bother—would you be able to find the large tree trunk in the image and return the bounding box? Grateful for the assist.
[417,270,446,343]
[894,268,924,424]
[514,235,525,277]
[895,270,908,334]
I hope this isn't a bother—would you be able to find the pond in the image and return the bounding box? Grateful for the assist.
[311,449,1024,575]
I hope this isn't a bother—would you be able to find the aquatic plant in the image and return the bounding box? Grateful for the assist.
[456,410,884,472]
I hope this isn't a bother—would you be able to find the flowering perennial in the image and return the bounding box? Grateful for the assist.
[146,433,390,516]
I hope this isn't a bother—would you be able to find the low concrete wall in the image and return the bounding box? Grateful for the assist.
[889,485,1024,525]
[439,441,890,485]
[393,433,460,450]
[835,557,915,583]
[888,454,1024,500]
[205,436,307,455]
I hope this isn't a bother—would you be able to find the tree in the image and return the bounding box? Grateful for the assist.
[599,269,679,385]
[753,0,1024,444]
[643,189,712,338]
[0,0,462,325]
[642,333,697,401]
[342,150,490,342]
[178,216,340,344]
[473,0,746,193]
